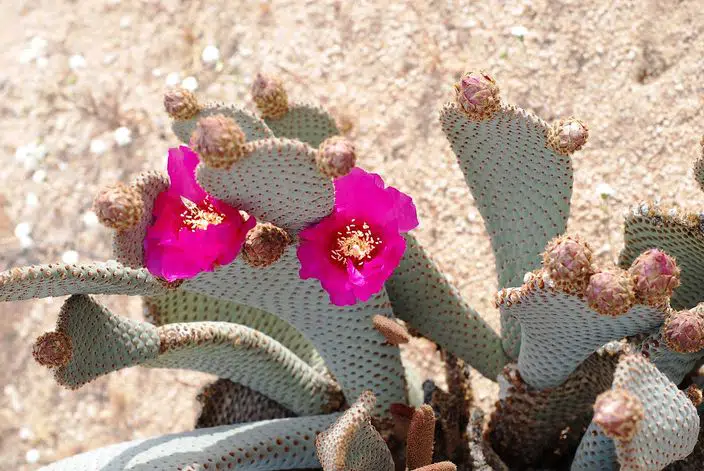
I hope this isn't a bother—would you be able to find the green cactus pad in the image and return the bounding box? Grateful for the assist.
[573,354,700,470]
[0,261,166,302]
[49,296,341,415]
[570,421,617,471]
[182,248,407,419]
[488,347,620,468]
[43,414,338,470]
[315,391,394,471]
[386,234,508,380]
[171,102,274,144]
[195,379,296,429]
[264,102,339,148]
[144,291,327,373]
[619,203,704,309]
[664,412,704,470]
[149,322,342,416]
[112,171,169,268]
[639,331,704,385]
[498,270,667,389]
[53,295,160,388]
[197,137,333,234]
[440,103,573,358]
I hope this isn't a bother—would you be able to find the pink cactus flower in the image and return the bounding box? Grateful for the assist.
[144,146,255,281]
[297,168,418,305]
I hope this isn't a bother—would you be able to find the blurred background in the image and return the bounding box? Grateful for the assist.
[0,0,702,468]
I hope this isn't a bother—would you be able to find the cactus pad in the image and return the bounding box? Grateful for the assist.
[386,234,507,379]
[315,391,394,471]
[45,296,341,415]
[197,138,333,234]
[43,414,338,470]
[640,331,704,385]
[171,102,274,144]
[52,295,160,388]
[440,102,574,358]
[182,248,407,418]
[497,269,667,388]
[144,290,326,373]
[0,261,166,302]
[620,203,704,309]
[264,103,340,148]
[573,354,700,470]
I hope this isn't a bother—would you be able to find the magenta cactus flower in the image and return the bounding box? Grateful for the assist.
[144,146,256,281]
[297,168,418,306]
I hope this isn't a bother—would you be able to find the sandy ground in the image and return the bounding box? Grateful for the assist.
[0,0,703,468]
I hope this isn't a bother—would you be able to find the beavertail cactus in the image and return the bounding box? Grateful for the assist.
[4,70,704,471]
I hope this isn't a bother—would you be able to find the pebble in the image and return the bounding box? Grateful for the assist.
[595,182,616,199]
[113,127,132,147]
[15,141,48,171]
[82,211,99,227]
[201,45,220,64]
[181,76,198,91]
[68,54,87,71]
[165,72,181,87]
[90,139,108,155]
[25,449,40,464]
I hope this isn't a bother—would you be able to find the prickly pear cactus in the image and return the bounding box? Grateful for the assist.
[4,72,704,471]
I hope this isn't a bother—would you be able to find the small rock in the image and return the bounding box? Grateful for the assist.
[201,45,220,64]
[510,26,528,38]
[89,139,108,155]
[25,449,40,464]
[113,127,132,147]
[82,210,99,227]
[596,182,616,199]
[165,72,181,87]
[68,54,87,71]
[181,76,198,91]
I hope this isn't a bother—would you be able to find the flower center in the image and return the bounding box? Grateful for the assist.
[180,196,225,231]
[331,220,381,267]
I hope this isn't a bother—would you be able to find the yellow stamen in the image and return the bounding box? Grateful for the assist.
[331,221,381,266]
[180,196,225,231]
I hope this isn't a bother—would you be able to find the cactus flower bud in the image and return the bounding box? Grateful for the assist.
[372,315,411,345]
[32,331,72,368]
[454,72,501,121]
[251,73,288,119]
[629,249,680,305]
[542,234,594,292]
[242,222,291,268]
[93,183,143,231]
[547,118,588,155]
[662,307,704,353]
[593,388,644,441]
[190,115,246,169]
[585,269,636,316]
[686,384,703,407]
[316,136,357,178]
[163,87,201,120]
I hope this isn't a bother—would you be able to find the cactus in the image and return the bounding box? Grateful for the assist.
[3,72,704,471]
